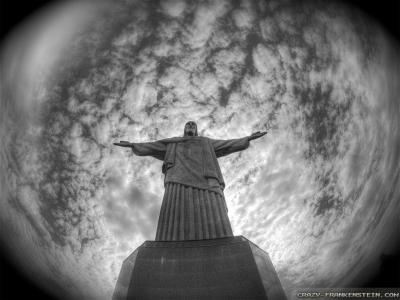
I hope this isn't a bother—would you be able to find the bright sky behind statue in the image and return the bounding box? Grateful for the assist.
[1,1,399,299]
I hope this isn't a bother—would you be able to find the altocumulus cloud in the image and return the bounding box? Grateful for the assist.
[0,0,399,299]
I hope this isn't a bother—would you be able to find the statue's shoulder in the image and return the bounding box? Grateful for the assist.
[159,136,209,143]
[158,137,183,144]
[200,136,211,143]
[193,136,211,143]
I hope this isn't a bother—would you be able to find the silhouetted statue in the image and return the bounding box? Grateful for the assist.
[114,121,266,241]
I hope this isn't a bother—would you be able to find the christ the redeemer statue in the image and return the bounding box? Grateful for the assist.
[114,121,266,241]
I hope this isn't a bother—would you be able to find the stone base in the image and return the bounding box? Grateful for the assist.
[113,236,287,300]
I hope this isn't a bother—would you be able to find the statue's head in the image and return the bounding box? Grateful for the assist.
[183,121,198,137]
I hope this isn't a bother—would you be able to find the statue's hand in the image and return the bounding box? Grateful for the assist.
[113,141,133,147]
[248,131,267,141]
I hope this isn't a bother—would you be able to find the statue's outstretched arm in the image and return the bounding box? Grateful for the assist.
[211,131,267,158]
[113,140,166,161]
[248,131,267,141]
[113,141,133,147]
[210,137,250,158]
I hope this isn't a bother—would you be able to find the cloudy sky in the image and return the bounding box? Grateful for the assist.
[1,0,400,299]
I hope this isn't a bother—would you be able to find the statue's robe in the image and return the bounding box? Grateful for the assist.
[131,136,249,241]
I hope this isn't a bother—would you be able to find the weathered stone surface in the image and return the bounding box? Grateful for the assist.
[113,236,287,300]
[112,249,139,300]
[249,242,287,300]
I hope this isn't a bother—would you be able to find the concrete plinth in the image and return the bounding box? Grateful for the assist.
[113,236,287,300]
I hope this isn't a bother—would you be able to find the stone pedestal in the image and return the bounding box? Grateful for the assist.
[113,236,287,300]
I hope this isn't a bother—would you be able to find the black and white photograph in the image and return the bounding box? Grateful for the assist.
[1,1,399,299]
